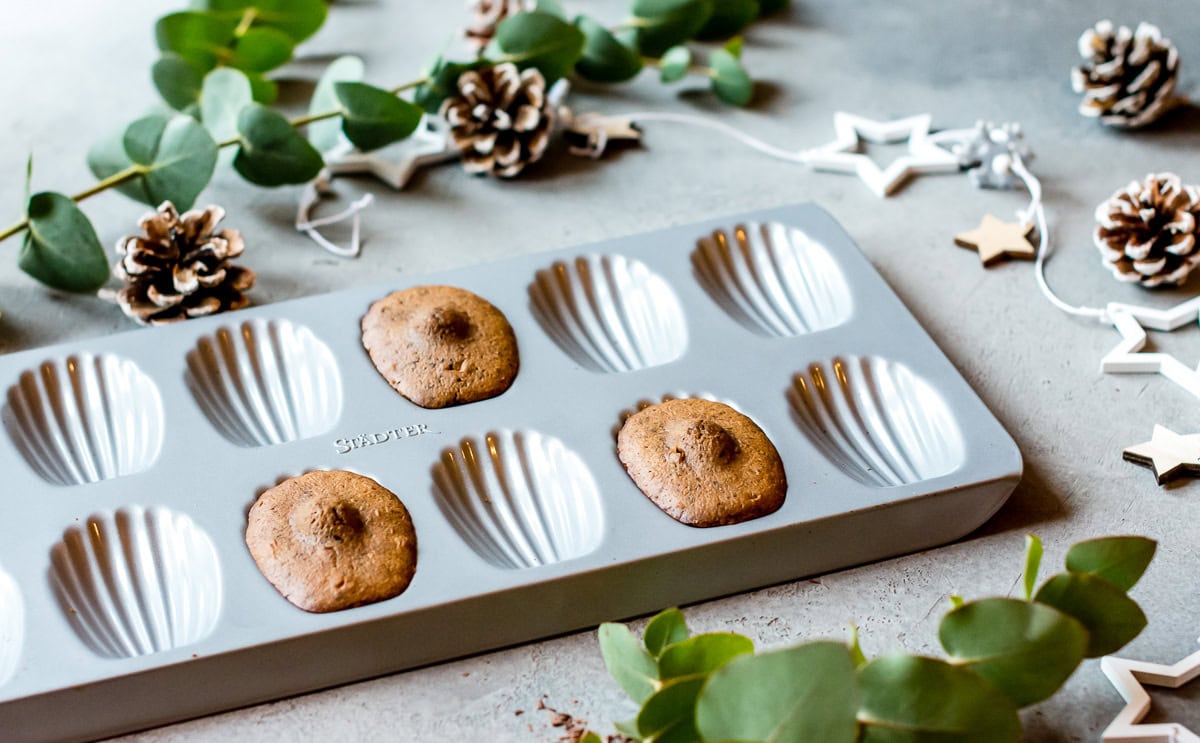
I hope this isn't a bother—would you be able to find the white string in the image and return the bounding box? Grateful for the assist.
[618,111,812,163]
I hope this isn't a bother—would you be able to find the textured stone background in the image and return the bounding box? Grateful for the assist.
[3,1,1200,740]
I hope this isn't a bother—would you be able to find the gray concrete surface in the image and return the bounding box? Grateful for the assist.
[3,1,1200,740]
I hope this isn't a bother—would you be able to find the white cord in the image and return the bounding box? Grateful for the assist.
[619,111,813,164]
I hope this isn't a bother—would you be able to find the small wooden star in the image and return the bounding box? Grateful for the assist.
[1123,424,1200,485]
[953,214,1037,266]
[564,112,642,158]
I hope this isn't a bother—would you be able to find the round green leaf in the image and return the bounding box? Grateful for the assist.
[127,115,219,209]
[201,68,254,144]
[644,608,690,657]
[1065,536,1157,592]
[658,632,754,681]
[245,73,278,104]
[696,641,860,743]
[155,11,237,71]
[938,598,1087,707]
[228,26,294,73]
[858,655,1021,743]
[710,48,753,105]
[195,0,329,42]
[152,53,205,110]
[19,193,109,292]
[308,55,365,152]
[696,0,759,40]
[599,622,659,704]
[659,45,692,83]
[757,0,790,15]
[494,10,586,82]
[637,677,704,743]
[630,0,715,57]
[333,82,423,151]
[233,104,324,186]
[1035,573,1148,657]
[536,0,566,17]
[574,16,643,82]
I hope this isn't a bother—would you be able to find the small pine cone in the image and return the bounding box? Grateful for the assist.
[440,62,554,178]
[1071,20,1180,129]
[109,202,256,325]
[465,0,529,52]
[1094,173,1200,288]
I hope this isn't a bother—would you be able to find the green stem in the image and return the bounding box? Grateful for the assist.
[233,7,258,37]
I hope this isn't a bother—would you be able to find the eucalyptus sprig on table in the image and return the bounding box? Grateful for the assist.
[590,535,1156,743]
[2,0,784,300]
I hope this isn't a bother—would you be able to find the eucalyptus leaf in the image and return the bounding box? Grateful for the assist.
[757,0,790,15]
[88,115,218,209]
[644,608,690,657]
[938,598,1087,707]
[152,53,205,110]
[333,82,423,151]
[1023,534,1043,601]
[709,48,753,105]
[724,35,744,58]
[636,677,704,743]
[233,104,324,186]
[494,10,586,82]
[414,57,482,114]
[18,193,109,292]
[579,733,602,743]
[574,16,643,83]
[1065,536,1157,592]
[227,26,294,72]
[155,11,238,71]
[599,623,659,704]
[696,0,759,40]
[191,0,328,42]
[1035,573,1147,657]
[695,642,860,743]
[658,633,753,681]
[659,45,691,83]
[201,68,253,144]
[308,55,365,152]
[245,73,278,104]
[537,0,567,17]
[630,0,715,57]
[858,655,1020,743]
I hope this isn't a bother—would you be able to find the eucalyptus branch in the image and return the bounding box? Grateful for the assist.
[641,55,713,78]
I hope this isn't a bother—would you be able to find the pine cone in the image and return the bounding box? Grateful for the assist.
[109,202,255,325]
[1071,20,1180,129]
[440,63,554,178]
[465,0,529,52]
[1094,173,1200,288]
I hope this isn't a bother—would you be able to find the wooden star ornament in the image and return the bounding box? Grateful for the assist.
[1123,425,1200,485]
[953,214,1037,266]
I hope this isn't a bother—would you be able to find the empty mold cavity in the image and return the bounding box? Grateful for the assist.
[3,354,164,486]
[693,221,853,337]
[432,429,604,569]
[0,566,22,686]
[530,254,688,373]
[50,506,222,659]
[187,319,343,447]
[788,356,965,487]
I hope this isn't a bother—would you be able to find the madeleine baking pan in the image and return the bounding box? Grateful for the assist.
[0,203,1021,742]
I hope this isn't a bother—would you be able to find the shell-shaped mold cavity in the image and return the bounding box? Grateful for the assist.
[789,356,965,487]
[530,254,688,373]
[693,221,853,337]
[432,429,604,569]
[3,354,164,486]
[50,506,222,659]
[0,566,23,686]
[187,319,343,447]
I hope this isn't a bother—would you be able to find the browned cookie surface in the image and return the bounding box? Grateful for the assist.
[361,285,519,409]
[617,398,787,527]
[245,470,418,613]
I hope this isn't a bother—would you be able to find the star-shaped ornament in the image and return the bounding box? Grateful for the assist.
[1101,639,1200,742]
[563,111,642,158]
[1101,296,1200,400]
[1123,425,1200,485]
[953,214,1037,266]
[801,112,961,197]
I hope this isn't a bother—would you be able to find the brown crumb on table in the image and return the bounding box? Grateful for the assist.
[537,699,632,743]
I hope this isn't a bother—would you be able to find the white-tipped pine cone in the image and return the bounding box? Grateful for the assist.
[1095,173,1200,288]
[465,0,530,52]
[440,62,554,179]
[1071,20,1180,129]
[110,202,255,325]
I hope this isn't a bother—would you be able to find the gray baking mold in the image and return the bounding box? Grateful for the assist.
[49,506,223,659]
[0,204,1020,742]
[186,319,343,447]
[2,353,164,486]
[432,429,604,569]
[529,253,688,372]
[788,356,966,487]
[693,221,853,337]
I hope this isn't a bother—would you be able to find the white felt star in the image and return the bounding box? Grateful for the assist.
[1101,639,1200,742]
[1123,425,1200,485]
[801,112,961,197]
[1101,296,1200,400]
